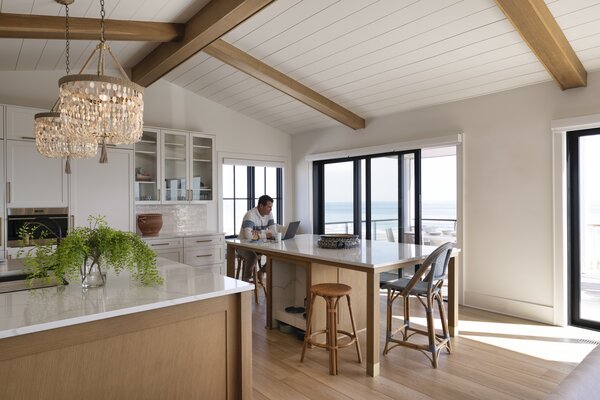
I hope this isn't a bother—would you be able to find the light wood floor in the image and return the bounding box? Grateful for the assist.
[250,290,600,400]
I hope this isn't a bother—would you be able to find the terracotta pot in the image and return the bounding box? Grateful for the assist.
[137,213,163,237]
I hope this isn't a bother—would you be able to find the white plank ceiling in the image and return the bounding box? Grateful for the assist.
[2,0,600,134]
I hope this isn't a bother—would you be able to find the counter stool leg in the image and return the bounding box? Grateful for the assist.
[301,292,317,362]
[327,296,338,375]
[346,294,362,363]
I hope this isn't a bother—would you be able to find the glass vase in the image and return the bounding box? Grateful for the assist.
[81,260,106,288]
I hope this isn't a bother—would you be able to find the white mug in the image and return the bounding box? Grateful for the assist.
[275,232,282,242]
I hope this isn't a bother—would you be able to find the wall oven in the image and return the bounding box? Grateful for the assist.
[6,208,69,248]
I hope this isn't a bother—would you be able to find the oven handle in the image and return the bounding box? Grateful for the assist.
[8,216,68,221]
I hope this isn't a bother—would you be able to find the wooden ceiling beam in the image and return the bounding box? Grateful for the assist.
[495,0,586,90]
[131,0,273,88]
[0,13,183,42]
[203,39,365,130]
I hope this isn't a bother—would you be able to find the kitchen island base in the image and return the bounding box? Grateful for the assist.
[0,290,252,400]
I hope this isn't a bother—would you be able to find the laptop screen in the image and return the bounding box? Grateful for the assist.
[282,221,300,240]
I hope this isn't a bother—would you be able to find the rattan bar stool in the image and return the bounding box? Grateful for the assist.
[300,283,362,375]
[235,253,267,304]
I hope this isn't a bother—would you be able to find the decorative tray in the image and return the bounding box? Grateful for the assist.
[317,234,360,249]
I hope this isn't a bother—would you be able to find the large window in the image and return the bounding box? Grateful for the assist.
[222,162,283,237]
[313,150,421,243]
[313,146,457,246]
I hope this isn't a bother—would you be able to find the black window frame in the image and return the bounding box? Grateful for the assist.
[312,150,422,242]
[566,127,600,331]
[223,164,283,238]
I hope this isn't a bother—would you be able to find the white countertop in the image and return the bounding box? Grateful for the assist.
[227,234,454,270]
[139,231,224,239]
[0,258,252,340]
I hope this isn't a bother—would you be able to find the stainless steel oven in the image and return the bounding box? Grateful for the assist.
[6,208,69,247]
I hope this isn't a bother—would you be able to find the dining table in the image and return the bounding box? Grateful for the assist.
[226,234,460,377]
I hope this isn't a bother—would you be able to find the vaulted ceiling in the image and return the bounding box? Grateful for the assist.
[1,0,599,134]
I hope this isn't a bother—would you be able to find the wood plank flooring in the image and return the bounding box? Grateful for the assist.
[250,291,600,400]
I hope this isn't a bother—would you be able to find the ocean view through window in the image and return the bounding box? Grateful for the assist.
[316,146,457,245]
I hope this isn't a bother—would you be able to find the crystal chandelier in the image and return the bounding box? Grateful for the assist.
[58,0,144,163]
[34,0,98,174]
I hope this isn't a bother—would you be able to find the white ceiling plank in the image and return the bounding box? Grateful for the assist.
[359,62,548,115]
[209,74,255,102]
[15,39,47,70]
[238,0,378,61]
[287,3,506,87]
[257,0,417,67]
[311,18,518,94]
[194,68,249,98]
[273,0,482,77]
[228,0,340,53]
[341,51,542,110]
[223,0,303,43]
[176,57,225,88]
[1,0,34,13]
[219,80,274,108]
[235,90,289,114]
[546,0,600,18]
[186,63,241,94]
[34,39,64,70]
[165,52,211,82]
[0,38,22,69]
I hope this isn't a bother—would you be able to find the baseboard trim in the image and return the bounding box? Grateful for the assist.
[464,291,555,324]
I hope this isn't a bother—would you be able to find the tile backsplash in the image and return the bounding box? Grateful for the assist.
[135,204,207,235]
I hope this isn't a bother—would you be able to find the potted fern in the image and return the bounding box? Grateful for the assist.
[19,215,162,288]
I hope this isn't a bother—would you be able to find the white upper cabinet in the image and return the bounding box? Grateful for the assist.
[69,148,134,232]
[6,140,68,208]
[5,105,44,141]
[135,128,215,205]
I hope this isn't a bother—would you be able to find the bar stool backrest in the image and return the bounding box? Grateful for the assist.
[401,242,453,296]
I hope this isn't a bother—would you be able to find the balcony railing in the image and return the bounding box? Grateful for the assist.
[324,218,457,242]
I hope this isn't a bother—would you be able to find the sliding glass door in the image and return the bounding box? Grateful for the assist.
[313,150,421,242]
[567,129,600,330]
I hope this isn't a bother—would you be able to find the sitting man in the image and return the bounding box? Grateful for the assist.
[238,194,277,281]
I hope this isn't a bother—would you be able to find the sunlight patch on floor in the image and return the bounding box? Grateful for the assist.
[391,315,600,363]
[457,319,600,363]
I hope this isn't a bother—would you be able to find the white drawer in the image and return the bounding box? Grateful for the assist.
[191,263,223,274]
[184,246,224,266]
[183,235,224,248]
[143,237,184,250]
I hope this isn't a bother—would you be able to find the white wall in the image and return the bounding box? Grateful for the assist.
[292,70,600,324]
[0,71,293,232]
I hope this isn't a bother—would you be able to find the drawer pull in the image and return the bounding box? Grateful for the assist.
[195,254,212,258]
[195,240,212,243]
[151,243,171,246]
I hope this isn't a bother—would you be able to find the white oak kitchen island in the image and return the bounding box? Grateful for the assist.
[0,258,253,400]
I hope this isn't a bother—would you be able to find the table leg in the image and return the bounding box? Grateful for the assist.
[448,255,458,336]
[366,271,380,377]
[226,244,235,277]
[266,256,273,329]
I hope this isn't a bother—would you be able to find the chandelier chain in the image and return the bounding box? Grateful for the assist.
[65,3,70,75]
[100,0,106,43]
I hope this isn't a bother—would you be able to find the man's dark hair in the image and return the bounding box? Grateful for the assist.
[258,195,274,206]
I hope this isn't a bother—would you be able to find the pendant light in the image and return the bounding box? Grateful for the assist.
[58,0,144,164]
[34,0,98,174]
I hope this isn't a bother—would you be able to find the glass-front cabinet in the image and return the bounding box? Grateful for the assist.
[134,128,215,204]
[134,128,160,203]
[163,130,188,202]
[191,134,213,201]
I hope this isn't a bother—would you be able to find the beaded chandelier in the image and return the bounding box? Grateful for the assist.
[34,0,98,174]
[58,0,144,163]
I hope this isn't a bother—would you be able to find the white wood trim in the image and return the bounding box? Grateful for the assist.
[464,290,554,324]
[304,133,462,161]
[551,113,600,134]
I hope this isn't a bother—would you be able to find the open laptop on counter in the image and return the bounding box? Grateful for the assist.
[280,221,300,240]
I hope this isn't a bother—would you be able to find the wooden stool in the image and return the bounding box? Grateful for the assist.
[300,283,362,375]
[235,254,267,304]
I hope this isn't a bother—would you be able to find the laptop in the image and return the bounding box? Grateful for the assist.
[281,221,300,240]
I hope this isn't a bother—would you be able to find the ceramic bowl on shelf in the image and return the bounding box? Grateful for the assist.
[136,213,163,236]
[317,234,360,249]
